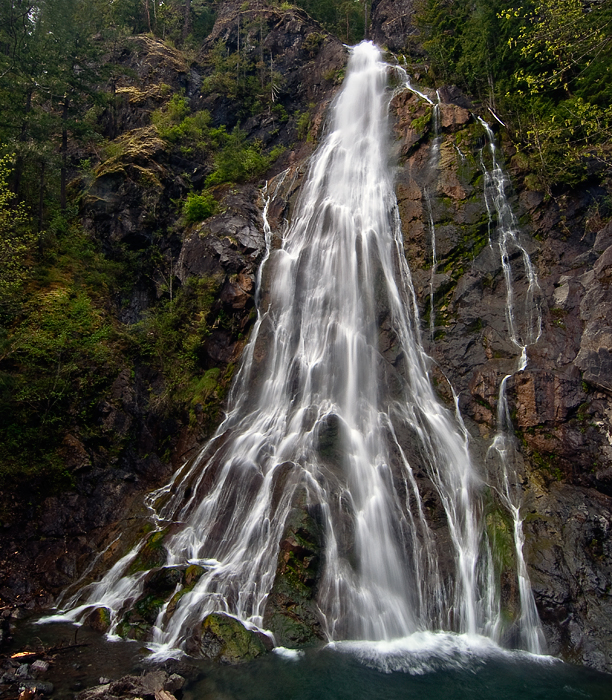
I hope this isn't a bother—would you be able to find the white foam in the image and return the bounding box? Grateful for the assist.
[328,632,558,675]
[273,647,305,661]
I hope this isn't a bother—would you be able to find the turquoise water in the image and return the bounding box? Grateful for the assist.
[188,639,612,700]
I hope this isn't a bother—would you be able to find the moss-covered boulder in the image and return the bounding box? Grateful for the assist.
[116,608,153,641]
[197,613,270,664]
[83,606,112,634]
[263,505,325,648]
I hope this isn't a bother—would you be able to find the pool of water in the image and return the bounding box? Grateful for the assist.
[186,634,612,700]
[9,623,612,700]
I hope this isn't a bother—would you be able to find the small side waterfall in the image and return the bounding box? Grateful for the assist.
[426,93,441,342]
[46,44,546,659]
[478,119,545,653]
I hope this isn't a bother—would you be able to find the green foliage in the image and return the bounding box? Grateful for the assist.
[296,105,316,141]
[0,153,34,309]
[0,282,117,488]
[201,38,285,119]
[184,191,217,222]
[206,128,284,186]
[130,275,230,422]
[292,0,368,44]
[415,0,612,190]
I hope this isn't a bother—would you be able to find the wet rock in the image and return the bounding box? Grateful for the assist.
[16,664,30,679]
[263,505,325,648]
[30,660,49,674]
[193,613,270,664]
[20,680,54,695]
[512,368,586,428]
[176,188,265,282]
[84,606,112,634]
[219,273,255,311]
[524,482,612,671]
[163,674,184,694]
[77,671,172,700]
[439,103,471,131]
[437,85,473,110]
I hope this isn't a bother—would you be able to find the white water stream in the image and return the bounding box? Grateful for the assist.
[426,94,441,342]
[45,43,545,658]
[478,119,545,653]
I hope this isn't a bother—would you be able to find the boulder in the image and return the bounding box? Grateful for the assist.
[196,613,270,664]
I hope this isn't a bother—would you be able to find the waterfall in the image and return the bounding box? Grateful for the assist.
[426,93,441,342]
[47,43,541,658]
[478,119,545,653]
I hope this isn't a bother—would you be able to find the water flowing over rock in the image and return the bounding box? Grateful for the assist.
[45,42,546,661]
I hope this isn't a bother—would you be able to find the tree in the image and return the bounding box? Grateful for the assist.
[0,152,34,308]
[506,0,612,98]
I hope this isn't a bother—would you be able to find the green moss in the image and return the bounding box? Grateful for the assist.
[531,450,563,480]
[410,107,433,134]
[127,528,169,575]
[85,606,112,633]
[201,613,268,663]
[135,593,166,625]
[486,507,516,572]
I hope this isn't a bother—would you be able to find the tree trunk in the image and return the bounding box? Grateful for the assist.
[60,96,69,213]
[182,0,191,43]
[38,160,45,235]
[13,89,32,198]
[144,0,152,32]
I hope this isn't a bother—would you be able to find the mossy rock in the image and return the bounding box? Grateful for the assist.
[198,613,270,664]
[143,566,184,597]
[117,609,152,641]
[165,565,206,618]
[185,564,205,586]
[127,528,169,575]
[116,591,167,640]
[263,505,325,647]
[263,598,323,648]
[83,606,112,634]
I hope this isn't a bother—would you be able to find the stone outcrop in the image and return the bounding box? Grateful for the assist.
[188,613,272,663]
[263,504,326,647]
[371,0,418,52]
[388,77,612,670]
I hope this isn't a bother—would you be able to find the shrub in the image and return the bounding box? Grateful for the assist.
[184,191,217,222]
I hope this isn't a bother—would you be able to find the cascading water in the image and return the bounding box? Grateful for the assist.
[426,93,441,342]
[46,44,542,658]
[478,118,545,653]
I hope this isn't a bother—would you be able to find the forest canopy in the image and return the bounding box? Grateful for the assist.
[414,0,612,190]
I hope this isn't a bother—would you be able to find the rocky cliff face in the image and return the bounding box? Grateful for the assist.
[0,0,345,621]
[2,0,612,676]
[388,82,612,671]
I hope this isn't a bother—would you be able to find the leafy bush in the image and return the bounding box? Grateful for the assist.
[152,96,214,151]
[184,191,217,222]
[0,284,117,489]
[0,153,35,311]
[206,128,284,186]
